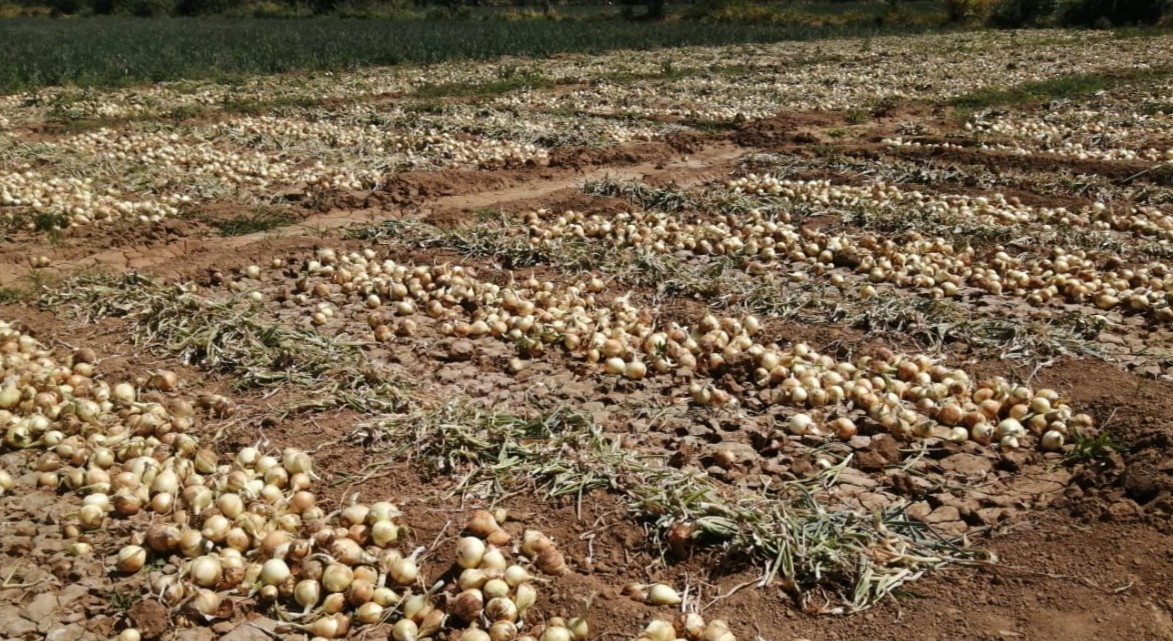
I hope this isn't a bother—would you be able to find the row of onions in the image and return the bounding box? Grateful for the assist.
[726,175,1173,246]
[1,112,559,231]
[55,127,379,203]
[512,199,1173,321]
[884,134,1173,164]
[938,80,1173,165]
[215,115,552,170]
[0,167,187,229]
[0,319,707,640]
[218,247,1093,452]
[494,33,1169,119]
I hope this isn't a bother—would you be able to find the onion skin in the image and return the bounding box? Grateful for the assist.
[647,583,682,606]
[456,536,487,569]
[449,589,484,623]
[260,558,290,586]
[536,547,568,576]
[116,545,147,573]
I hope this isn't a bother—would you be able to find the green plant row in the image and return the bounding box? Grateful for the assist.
[0,16,935,93]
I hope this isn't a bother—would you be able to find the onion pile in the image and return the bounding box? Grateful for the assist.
[2,114,553,234]
[494,31,1167,119]
[220,246,1092,453]
[0,119,554,234]
[511,194,1173,322]
[518,197,1173,321]
[0,168,187,229]
[953,83,1173,165]
[0,319,617,640]
[55,127,378,198]
[215,116,550,173]
[634,614,736,641]
[4,31,1167,239]
[725,175,1173,247]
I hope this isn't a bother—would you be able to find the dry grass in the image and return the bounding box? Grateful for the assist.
[350,401,985,613]
[46,273,409,413]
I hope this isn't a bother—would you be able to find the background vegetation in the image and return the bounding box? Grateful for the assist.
[971,0,1171,27]
[0,0,948,18]
[0,10,943,92]
[0,0,1167,94]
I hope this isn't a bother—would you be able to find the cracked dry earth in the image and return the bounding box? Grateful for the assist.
[4,30,1173,641]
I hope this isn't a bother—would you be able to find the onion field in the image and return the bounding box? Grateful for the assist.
[1,27,1173,641]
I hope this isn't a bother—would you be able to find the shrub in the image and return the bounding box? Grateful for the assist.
[944,0,996,23]
[988,0,1059,27]
[115,0,172,16]
[48,0,84,15]
[877,3,924,25]
[1058,0,1169,26]
[175,0,230,14]
[221,1,313,18]
[501,8,549,20]
[705,2,774,22]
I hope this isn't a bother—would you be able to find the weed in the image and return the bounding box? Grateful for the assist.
[687,119,743,133]
[867,94,902,117]
[0,288,27,304]
[47,274,408,414]
[107,589,136,612]
[32,211,70,232]
[414,74,555,99]
[949,68,1172,112]
[1148,164,1173,187]
[346,218,441,244]
[1139,101,1173,115]
[14,268,63,300]
[220,95,321,116]
[214,210,295,237]
[583,176,697,211]
[1064,430,1125,465]
[425,225,599,270]
[166,104,205,121]
[474,209,502,223]
[351,403,984,613]
[659,59,685,78]
[404,100,449,115]
[810,144,842,159]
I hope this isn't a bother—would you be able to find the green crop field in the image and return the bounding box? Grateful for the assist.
[0,16,939,92]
